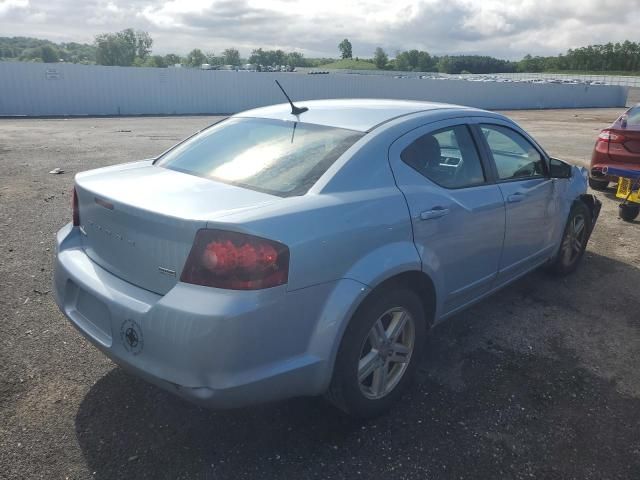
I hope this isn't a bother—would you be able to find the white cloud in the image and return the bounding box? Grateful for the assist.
[1,0,640,58]
[0,0,29,16]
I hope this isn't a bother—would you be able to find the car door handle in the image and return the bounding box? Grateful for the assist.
[507,192,526,203]
[420,207,450,220]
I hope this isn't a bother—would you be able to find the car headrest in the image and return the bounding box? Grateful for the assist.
[401,135,441,171]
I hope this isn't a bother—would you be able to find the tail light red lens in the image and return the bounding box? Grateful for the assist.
[181,229,289,290]
[598,129,626,143]
[72,187,80,226]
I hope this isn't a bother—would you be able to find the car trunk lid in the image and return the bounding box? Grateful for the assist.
[75,162,277,295]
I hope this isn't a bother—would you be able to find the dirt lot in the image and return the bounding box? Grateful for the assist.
[1,106,640,480]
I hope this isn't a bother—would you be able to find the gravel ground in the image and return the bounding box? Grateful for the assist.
[1,107,640,480]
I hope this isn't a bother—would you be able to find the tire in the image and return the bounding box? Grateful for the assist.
[325,287,426,418]
[619,203,640,222]
[548,201,592,276]
[588,177,609,191]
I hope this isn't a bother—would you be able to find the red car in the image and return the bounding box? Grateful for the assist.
[589,104,640,190]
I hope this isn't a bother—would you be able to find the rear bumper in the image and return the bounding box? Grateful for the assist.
[590,160,640,182]
[53,223,368,408]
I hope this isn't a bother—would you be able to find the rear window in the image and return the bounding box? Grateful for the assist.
[156,117,364,197]
[626,106,640,126]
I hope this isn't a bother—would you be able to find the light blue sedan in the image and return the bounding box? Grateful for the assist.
[54,99,600,417]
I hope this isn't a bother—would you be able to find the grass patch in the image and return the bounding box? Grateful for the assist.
[316,59,378,70]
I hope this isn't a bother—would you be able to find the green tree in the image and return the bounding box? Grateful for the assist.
[58,41,96,63]
[338,38,352,59]
[416,51,434,71]
[141,55,167,67]
[205,52,223,66]
[164,53,182,66]
[95,33,130,65]
[40,45,59,63]
[135,31,153,60]
[117,28,137,62]
[94,29,151,66]
[434,55,516,74]
[285,51,307,67]
[249,48,308,67]
[249,47,267,65]
[392,49,435,71]
[272,49,286,65]
[223,48,240,65]
[373,47,388,69]
[406,49,420,69]
[186,48,206,67]
[394,51,410,71]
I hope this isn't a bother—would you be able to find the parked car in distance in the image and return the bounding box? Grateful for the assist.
[54,99,600,418]
[589,104,640,190]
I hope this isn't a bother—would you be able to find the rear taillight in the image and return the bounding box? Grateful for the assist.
[72,187,80,226]
[180,229,289,290]
[598,129,626,143]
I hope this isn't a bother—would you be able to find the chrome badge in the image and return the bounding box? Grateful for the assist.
[158,266,176,277]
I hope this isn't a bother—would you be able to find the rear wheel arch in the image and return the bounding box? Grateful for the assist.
[365,271,437,330]
[336,270,436,355]
[325,270,435,416]
[318,269,437,394]
[578,193,598,212]
[576,194,601,237]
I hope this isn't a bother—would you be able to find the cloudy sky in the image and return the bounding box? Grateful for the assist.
[2,0,640,59]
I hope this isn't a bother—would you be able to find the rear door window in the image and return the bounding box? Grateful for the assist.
[400,125,485,189]
[156,118,364,197]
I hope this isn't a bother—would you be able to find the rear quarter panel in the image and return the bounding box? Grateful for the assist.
[207,187,419,292]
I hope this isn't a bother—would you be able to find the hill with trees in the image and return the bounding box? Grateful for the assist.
[371,41,640,74]
[2,32,640,76]
[518,41,640,73]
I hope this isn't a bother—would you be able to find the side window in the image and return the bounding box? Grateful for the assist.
[480,124,546,180]
[400,125,485,189]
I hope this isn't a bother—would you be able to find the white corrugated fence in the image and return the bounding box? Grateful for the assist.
[0,62,628,116]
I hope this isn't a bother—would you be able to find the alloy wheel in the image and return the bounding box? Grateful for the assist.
[561,213,586,267]
[357,307,415,400]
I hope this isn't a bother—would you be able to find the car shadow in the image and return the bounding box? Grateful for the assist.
[75,252,640,480]
[600,185,624,203]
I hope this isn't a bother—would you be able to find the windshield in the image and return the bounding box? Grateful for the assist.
[156,117,364,197]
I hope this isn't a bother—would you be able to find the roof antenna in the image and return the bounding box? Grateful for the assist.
[275,80,308,116]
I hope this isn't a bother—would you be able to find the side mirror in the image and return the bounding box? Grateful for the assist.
[549,158,572,179]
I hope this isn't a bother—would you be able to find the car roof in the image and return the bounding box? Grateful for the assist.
[234,99,482,132]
